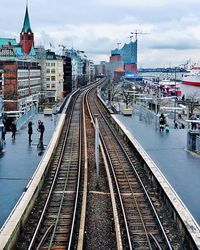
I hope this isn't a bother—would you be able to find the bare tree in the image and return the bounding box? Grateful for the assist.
[185,91,200,115]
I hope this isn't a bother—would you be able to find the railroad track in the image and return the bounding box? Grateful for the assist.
[15,80,184,249]
[16,91,84,249]
[86,86,175,249]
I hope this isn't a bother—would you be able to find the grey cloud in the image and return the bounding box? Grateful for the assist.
[1,0,200,67]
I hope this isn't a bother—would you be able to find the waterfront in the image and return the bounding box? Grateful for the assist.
[141,72,200,97]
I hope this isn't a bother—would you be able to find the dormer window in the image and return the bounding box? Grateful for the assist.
[28,32,31,35]
[22,32,24,35]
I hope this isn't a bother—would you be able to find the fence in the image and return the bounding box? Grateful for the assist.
[196,135,200,153]
[133,103,159,129]
[16,106,36,130]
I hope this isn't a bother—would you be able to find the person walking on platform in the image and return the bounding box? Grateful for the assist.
[28,121,33,143]
[159,113,166,132]
[10,121,17,140]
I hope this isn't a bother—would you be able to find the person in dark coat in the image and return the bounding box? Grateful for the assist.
[28,121,33,142]
[159,113,166,132]
[11,121,17,140]
[39,122,45,142]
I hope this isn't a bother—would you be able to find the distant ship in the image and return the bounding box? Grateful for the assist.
[182,66,200,86]
[159,79,182,96]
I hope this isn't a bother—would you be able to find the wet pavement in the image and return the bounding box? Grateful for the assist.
[114,113,200,225]
[0,113,59,227]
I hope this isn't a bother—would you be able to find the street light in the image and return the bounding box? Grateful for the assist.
[174,67,177,122]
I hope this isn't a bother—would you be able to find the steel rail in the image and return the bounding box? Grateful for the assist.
[99,130,133,249]
[67,94,83,249]
[48,119,80,249]
[94,94,173,250]
[85,87,124,250]
[77,89,89,249]
[87,87,132,249]
[28,95,79,249]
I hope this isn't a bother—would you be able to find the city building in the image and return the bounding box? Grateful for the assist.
[44,50,64,103]
[95,39,138,80]
[63,48,93,88]
[63,56,72,96]
[0,4,41,128]
[64,49,84,89]
[111,40,137,74]
[88,60,95,83]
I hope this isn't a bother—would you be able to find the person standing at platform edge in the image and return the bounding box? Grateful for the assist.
[159,113,166,132]
[37,121,45,149]
[28,121,33,143]
[10,121,17,140]
[39,122,45,142]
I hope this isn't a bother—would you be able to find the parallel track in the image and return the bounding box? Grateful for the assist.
[16,91,84,249]
[32,95,82,249]
[87,86,173,249]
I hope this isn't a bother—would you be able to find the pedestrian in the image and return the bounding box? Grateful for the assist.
[174,121,178,129]
[181,123,185,129]
[10,121,17,140]
[37,120,41,137]
[2,120,6,141]
[28,121,33,143]
[165,124,170,133]
[159,113,166,132]
[39,122,45,142]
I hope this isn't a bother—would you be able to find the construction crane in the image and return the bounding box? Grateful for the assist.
[130,30,150,40]
[58,44,66,49]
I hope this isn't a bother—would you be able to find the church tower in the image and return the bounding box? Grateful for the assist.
[20,4,34,54]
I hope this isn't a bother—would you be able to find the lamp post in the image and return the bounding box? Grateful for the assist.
[174,67,177,122]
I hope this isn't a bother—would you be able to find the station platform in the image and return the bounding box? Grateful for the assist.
[113,113,200,225]
[0,112,59,227]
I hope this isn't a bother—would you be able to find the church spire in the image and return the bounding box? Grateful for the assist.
[20,2,34,54]
[21,3,32,33]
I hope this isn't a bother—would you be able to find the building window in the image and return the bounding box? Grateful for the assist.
[46,84,50,88]
[51,68,55,74]
[51,62,55,67]
[46,69,50,74]
[46,77,50,81]
[46,62,50,66]
[51,84,55,88]
[51,76,56,81]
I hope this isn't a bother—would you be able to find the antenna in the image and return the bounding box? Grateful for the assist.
[130,30,150,40]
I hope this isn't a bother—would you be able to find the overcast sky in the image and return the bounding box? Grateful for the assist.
[1,0,200,67]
